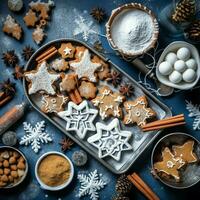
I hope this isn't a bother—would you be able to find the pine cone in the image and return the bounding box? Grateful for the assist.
[171,0,196,23]
[116,174,133,195]
[185,20,200,42]
[112,194,130,200]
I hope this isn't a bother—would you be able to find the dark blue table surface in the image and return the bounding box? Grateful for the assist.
[0,0,200,200]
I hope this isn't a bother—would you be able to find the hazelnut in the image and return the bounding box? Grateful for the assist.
[17,169,25,177]
[0,181,7,187]
[1,175,8,182]
[1,151,10,159]
[14,178,18,184]
[0,169,3,175]
[10,165,17,171]
[17,162,25,170]
[11,171,18,178]
[8,175,14,182]
[0,157,3,162]
[9,157,16,164]
[18,156,25,163]
[0,162,2,167]
[13,152,20,158]
[3,160,9,168]
[4,168,10,175]
[9,151,13,156]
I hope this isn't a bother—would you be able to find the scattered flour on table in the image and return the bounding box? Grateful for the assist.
[111,9,154,54]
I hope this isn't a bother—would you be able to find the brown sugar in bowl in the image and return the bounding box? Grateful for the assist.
[35,151,74,191]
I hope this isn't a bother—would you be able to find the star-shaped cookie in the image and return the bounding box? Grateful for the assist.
[92,86,125,120]
[87,118,132,161]
[41,94,68,113]
[172,140,197,164]
[25,61,60,95]
[154,147,185,181]
[123,96,156,127]
[57,100,98,139]
[58,43,75,59]
[70,49,101,82]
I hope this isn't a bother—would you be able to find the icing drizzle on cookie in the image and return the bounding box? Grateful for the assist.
[25,61,60,95]
[70,49,101,82]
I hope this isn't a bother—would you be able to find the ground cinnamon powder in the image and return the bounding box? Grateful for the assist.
[38,154,71,187]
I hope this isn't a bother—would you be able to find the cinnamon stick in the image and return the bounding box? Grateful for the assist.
[38,49,58,63]
[36,46,56,62]
[0,95,12,107]
[142,122,186,132]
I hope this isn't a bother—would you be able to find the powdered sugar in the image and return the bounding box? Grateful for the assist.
[111,9,154,54]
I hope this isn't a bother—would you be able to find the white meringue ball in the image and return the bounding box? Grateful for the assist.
[158,61,173,76]
[169,71,182,83]
[185,58,197,70]
[182,69,196,83]
[165,52,177,65]
[174,60,186,72]
[177,47,191,61]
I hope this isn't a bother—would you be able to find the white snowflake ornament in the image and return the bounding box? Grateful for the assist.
[58,100,98,139]
[20,121,52,153]
[78,170,106,200]
[186,100,200,130]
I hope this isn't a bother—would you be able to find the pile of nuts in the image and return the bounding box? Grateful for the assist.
[0,149,26,187]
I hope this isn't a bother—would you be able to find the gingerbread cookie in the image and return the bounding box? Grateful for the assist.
[154,147,185,181]
[41,94,68,113]
[172,140,198,164]
[25,61,60,95]
[70,49,101,82]
[92,55,110,80]
[51,58,69,72]
[92,86,125,120]
[29,0,55,20]
[23,9,38,27]
[59,74,77,93]
[58,43,75,59]
[3,15,23,40]
[78,81,97,99]
[123,96,156,127]
[74,46,87,59]
[32,26,46,45]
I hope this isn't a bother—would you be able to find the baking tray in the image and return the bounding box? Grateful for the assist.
[23,38,171,174]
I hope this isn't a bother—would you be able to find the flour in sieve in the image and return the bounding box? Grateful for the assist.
[111,9,154,54]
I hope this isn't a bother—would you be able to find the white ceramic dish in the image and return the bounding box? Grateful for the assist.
[35,151,74,191]
[156,41,200,90]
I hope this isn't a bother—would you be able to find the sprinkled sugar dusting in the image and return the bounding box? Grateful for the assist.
[111,9,154,54]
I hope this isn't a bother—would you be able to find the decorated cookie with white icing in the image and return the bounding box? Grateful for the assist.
[123,96,156,127]
[25,61,60,95]
[70,49,101,82]
[57,100,98,139]
[154,147,185,181]
[87,118,132,161]
[58,43,75,59]
[92,86,125,120]
[41,94,68,113]
[51,58,69,71]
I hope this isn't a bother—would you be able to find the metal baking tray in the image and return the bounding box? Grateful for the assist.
[23,38,171,174]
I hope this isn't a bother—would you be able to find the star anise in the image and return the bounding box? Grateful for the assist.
[119,83,134,97]
[22,45,35,61]
[59,137,74,152]
[13,65,24,80]
[93,40,105,53]
[106,70,122,87]
[0,79,16,96]
[2,50,18,67]
[90,7,106,23]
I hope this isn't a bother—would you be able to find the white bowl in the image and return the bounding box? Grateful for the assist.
[156,41,200,90]
[35,151,74,191]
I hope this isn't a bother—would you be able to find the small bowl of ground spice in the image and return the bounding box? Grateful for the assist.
[35,151,74,191]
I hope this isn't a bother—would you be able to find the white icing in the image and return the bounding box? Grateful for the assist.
[25,61,60,95]
[70,49,101,82]
[51,58,67,71]
[63,47,72,55]
[87,118,132,161]
[111,9,154,54]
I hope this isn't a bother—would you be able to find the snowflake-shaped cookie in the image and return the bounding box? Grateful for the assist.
[25,61,60,95]
[70,49,101,82]
[78,169,106,200]
[88,118,132,161]
[58,100,98,139]
[58,43,75,59]
[92,86,125,120]
[20,121,52,153]
[41,94,68,113]
[123,96,156,127]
